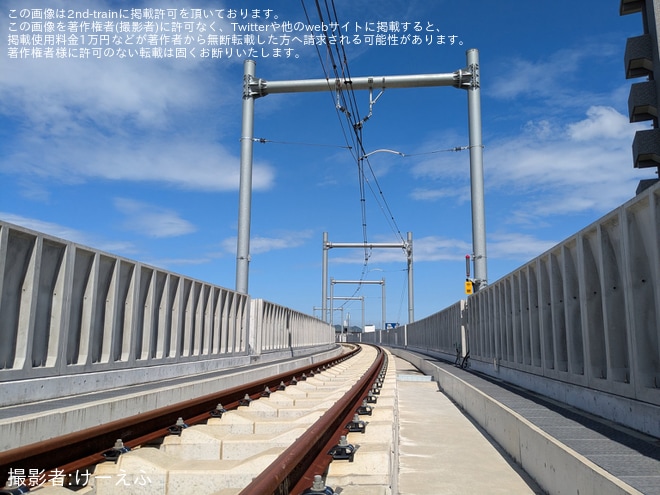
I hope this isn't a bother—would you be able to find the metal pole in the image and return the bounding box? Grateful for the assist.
[466,49,488,290]
[330,278,335,327]
[322,232,328,322]
[239,52,481,296]
[328,242,408,249]
[261,72,459,95]
[361,297,365,334]
[381,277,386,332]
[330,280,386,285]
[407,231,414,323]
[236,59,257,294]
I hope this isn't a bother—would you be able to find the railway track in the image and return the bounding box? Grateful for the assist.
[0,344,391,495]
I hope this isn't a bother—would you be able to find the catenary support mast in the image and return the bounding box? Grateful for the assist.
[322,235,411,325]
[236,59,256,294]
[466,49,487,291]
[237,50,487,309]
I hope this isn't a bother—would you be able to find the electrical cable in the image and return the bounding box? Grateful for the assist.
[251,137,352,150]
[301,0,365,313]
[302,0,430,319]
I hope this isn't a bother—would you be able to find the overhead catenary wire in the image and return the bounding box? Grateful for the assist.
[302,0,464,321]
[301,0,370,309]
[323,0,378,301]
[250,138,473,156]
[302,0,424,319]
[298,0,363,316]
[322,0,409,254]
[250,137,352,150]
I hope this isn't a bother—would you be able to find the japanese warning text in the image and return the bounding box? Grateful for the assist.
[6,8,463,60]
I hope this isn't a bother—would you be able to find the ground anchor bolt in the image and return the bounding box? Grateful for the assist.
[210,403,227,418]
[328,435,359,462]
[346,413,367,433]
[102,438,131,462]
[357,399,373,416]
[301,474,342,494]
[168,417,188,436]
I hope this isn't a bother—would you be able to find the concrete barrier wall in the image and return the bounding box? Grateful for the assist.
[249,298,336,356]
[387,182,660,436]
[468,182,660,408]
[466,182,660,429]
[0,220,334,396]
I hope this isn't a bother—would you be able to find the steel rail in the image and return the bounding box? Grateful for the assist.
[291,350,388,495]
[0,346,359,489]
[239,345,385,495]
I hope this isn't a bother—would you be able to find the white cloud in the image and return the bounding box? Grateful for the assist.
[407,139,473,203]
[2,135,275,192]
[0,0,270,193]
[490,44,619,104]
[114,198,196,238]
[406,105,648,227]
[0,12,229,137]
[522,119,555,139]
[567,106,631,141]
[329,232,560,267]
[409,144,471,182]
[485,106,648,216]
[145,257,213,269]
[16,180,51,202]
[0,213,136,254]
[487,232,558,261]
[0,60,204,133]
[410,185,470,203]
[490,49,580,100]
[413,236,472,262]
[220,229,315,255]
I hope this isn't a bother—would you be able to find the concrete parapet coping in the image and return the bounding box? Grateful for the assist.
[0,344,338,408]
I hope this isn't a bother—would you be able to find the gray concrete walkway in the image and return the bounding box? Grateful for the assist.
[395,356,543,495]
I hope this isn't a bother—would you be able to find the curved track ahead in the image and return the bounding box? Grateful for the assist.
[0,344,386,495]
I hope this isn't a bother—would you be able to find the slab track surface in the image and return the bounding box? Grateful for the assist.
[3,345,657,494]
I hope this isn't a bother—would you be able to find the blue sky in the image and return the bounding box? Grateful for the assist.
[0,1,654,327]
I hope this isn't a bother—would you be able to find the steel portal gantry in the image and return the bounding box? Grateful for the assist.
[236,50,487,310]
[330,278,386,331]
[322,231,411,325]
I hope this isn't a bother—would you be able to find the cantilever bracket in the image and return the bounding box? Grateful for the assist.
[244,75,267,99]
[454,66,478,90]
[354,83,386,130]
[468,62,480,89]
[336,87,351,117]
